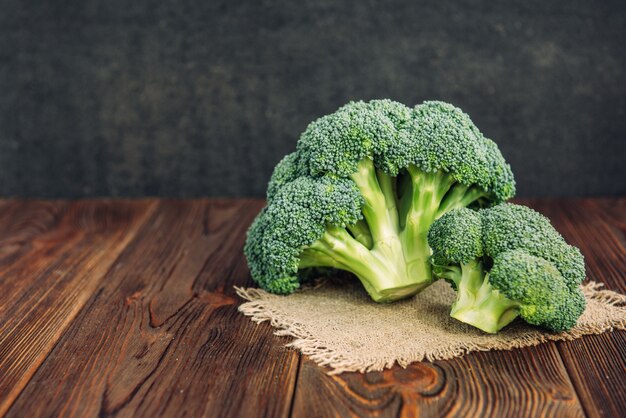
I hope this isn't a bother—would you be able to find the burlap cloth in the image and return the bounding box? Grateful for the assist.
[236,279,626,374]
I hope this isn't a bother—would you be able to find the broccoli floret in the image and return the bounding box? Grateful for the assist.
[245,99,515,302]
[266,152,309,201]
[428,203,586,332]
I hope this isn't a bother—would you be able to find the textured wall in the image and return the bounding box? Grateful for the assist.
[1,0,624,198]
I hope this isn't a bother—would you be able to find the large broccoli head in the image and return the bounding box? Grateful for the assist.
[246,100,516,302]
[428,204,586,332]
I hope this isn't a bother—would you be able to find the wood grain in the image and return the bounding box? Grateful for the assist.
[524,198,626,418]
[292,344,584,418]
[0,200,66,273]
[7,200,299,418]
[0,198,623,418]
[0,200,155,415]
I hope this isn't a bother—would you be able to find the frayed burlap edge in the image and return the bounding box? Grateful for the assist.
[235,281,626,375]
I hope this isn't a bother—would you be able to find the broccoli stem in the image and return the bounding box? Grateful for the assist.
[350,159,400,244]
[447,260,520,333]
[350,159,417,293]
[346,219,373,249]
[399,165,455,283]
[437,185,489,217]
[376,167,400,231]
[300,226,427,302]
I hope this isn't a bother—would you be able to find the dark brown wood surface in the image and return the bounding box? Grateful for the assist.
[0,198,623,418]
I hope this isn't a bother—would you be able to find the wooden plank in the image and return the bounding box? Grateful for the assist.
[292,343,584,418]
[7,200,299,418]
[0,199,155,416]
[0,200,68,319]
[0,200,66,268]
[526,198,626,418]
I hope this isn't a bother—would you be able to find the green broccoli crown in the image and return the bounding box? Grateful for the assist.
[296,100,397,177]
[244,175,363,294]
[296,99,515,203]
[410,101,490,186]
[427,207,483,265]
[490,249,586,331]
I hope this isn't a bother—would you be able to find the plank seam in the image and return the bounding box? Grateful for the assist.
[554,342,589,418]
[288,354,302,418]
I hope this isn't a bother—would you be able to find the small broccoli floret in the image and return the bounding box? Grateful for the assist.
[428,203,586,333]
[266,153,303,201]
[480,203,586,288]
[246,99,516,302]
[490,250,586,331]
[427,207,482,267]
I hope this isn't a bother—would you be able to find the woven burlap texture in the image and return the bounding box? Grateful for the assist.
[236,279,626,374]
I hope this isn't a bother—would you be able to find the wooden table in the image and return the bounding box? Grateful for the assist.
[0,198,623,418]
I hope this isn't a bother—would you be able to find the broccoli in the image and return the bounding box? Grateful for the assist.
[245,100,515,302]
[427,203,586,333]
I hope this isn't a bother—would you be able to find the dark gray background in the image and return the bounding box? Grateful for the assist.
[1,0,624,198]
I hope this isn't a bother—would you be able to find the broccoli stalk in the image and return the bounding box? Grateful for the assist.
[398,167,488,283]
[428,204,587,333]
[434,260,520,333]
[299,227,420,302]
